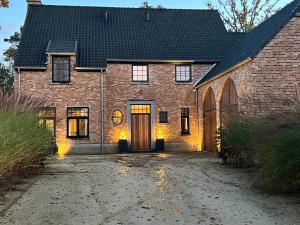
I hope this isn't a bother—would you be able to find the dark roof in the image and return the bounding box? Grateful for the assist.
[46,40,78,53]
[15,5,242,68]
[196,0,300,86]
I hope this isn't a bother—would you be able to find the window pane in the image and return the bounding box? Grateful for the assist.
[176,65,191,82]
[53,56,70,82]
[131,105,150,114]
[68,108,88,117]
[68,119,77,136]
[45,119,55,135]
[133,65,148,82]
[159,111,168,123]
[78,119,88,136]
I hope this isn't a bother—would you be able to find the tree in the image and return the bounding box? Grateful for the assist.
[0,28,21,94]
[140,1,165,9]
[0,0,9,8]
[0,63,13,95]
[207,0,279,32]
[3,29,21,64]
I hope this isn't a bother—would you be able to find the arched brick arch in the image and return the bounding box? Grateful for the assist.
[220,78,238,126]
[203,87,217,152]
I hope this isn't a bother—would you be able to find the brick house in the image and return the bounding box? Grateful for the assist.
[14,0,300,155]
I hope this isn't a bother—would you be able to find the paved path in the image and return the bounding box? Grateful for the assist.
[0,153,299,225]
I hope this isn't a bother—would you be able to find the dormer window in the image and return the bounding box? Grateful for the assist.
[52,56,70,83]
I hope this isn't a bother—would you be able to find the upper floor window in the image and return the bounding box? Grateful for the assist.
[181,107,190,135]
[176,65,191,82]
[52,56,70,83]
[132,65,148,82]
[67,107,89,138]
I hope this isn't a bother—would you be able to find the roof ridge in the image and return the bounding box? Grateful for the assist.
[32,4,217,12]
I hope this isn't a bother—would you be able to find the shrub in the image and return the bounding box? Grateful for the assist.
[217,108,300,193]
[255,112,300,193]
[217,115,259,166]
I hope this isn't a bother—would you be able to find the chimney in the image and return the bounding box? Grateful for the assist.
[27,0,42,5]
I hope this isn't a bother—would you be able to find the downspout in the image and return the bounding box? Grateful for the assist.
[100,71,104,155]
[195,88,199,151]
[17,68,21,100]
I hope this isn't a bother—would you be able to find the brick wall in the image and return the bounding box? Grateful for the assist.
[103,63,212,150]
[18,56,102,152]
[17,56,212,152]
[196,15,300,150]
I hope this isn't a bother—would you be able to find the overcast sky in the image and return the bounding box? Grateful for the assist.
[0,0,291,60]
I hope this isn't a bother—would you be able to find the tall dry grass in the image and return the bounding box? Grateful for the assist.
[0,92,53,196]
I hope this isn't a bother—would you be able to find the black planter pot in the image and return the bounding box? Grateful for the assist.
[155,139,165,151]
[119,139,128,153]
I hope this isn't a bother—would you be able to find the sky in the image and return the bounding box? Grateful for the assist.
[0,0,292,60]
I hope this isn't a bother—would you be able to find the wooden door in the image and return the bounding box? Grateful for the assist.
[131,114,151,151]
[203,88,217,152]
[220,79,238,126]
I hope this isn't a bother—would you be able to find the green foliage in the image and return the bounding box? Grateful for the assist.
[218,109,300,193]
[0,62,13,94]
[255,115,300,193]
[3,30,21,64]
[0,110,53,175]
[217,116,260,166]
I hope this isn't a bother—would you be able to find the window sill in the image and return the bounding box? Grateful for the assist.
[131,82,149,85]
[175,82,193,85]
[51,82,72,85]
[67,137,89,140]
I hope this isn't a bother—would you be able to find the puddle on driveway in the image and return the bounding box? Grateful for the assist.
[156,168,167,194]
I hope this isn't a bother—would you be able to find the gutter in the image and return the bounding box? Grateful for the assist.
[194,57,252,89]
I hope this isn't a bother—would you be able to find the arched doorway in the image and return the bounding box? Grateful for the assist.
[203,88,217,152]
[220,79,238,126]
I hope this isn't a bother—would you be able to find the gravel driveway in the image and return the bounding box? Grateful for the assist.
[0,153,299,225]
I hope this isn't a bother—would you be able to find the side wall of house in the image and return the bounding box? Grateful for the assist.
[196,15,300,150]
[251,15,300,111]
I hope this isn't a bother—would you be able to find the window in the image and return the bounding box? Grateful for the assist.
[37,107,56,136]
[132,65,148,82]
[52,56,70,83]
[176,65,191,82]
[181,107,190,134]
[112,110,123,125]
[67,107,89,138]
[131,105,150,114]
[159,111,168,123]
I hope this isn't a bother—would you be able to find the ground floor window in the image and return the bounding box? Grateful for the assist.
[181,107,190,135]
[37,107,56,136]
[67,107,89,138]
[159,111,168,123]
